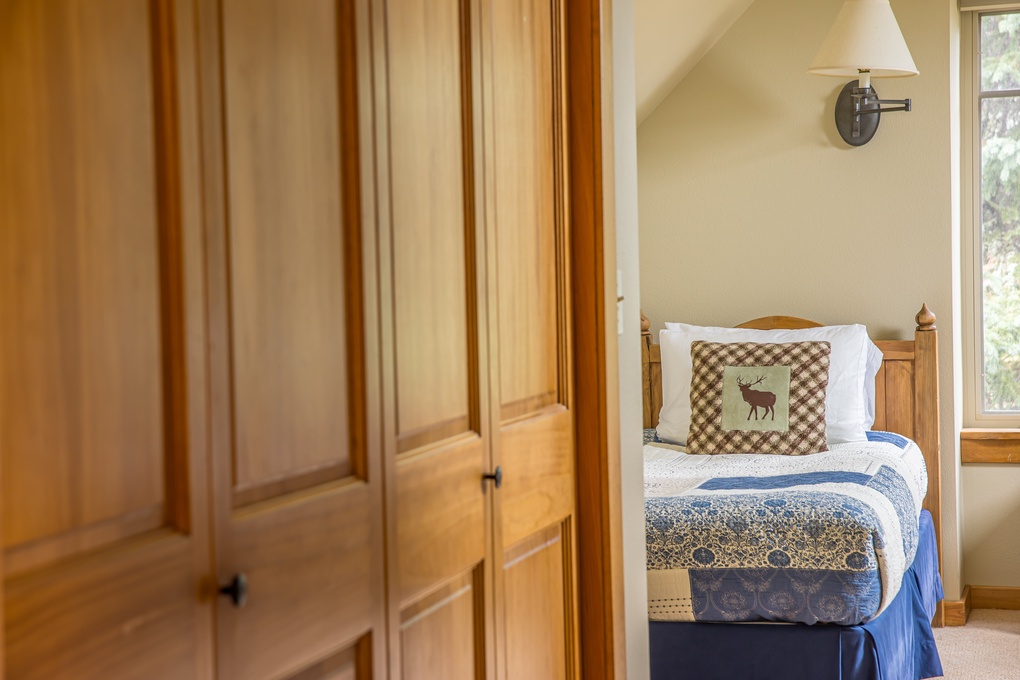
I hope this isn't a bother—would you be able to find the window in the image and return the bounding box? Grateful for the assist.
[964,9,1020,423]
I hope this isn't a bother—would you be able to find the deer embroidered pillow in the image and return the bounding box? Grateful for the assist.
[686,341,831,455]
[656,323,871,447]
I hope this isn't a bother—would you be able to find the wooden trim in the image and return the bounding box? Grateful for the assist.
[641,334,662,429]
[961,429,1020,438]
[168,0,215,672]
[367,0,406,675]
[232,462,352,508]
[959,0,1020,11]
[599,0,625,672]
[641,314,652,424]
[457,0,482,448]
[150,0,192,535]
[338,0,368,483]
[641,331,653,429]
[193,5,235,671]
[370,0,396,675]
[474,0,501,675]
[396,416,473,455]
[553,0,573,425]
[961,429,1020,463]
[4,505,165,576]
[735,316,822,330]
[944,585,972,626]
[562,514,580,680]
[874,340,915,361]
[569,0,623,677]
[971,585,1020,610]
[194,2,248,676]
[500,392,559,424]
[351,1,388,676]
[283,643,358,680]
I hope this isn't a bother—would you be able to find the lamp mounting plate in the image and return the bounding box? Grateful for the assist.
[835,80,880,146]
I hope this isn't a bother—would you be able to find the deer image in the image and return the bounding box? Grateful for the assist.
[736,375,777,421]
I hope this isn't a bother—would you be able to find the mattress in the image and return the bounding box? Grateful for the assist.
[644,430,928,625]
[649,509,944,680]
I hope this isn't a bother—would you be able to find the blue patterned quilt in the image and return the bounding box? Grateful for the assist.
[643,430,928,625]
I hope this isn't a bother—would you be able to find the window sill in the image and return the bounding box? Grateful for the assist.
[960,429,1020,464]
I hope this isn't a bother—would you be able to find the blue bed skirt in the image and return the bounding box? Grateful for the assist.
[649,510,944,680]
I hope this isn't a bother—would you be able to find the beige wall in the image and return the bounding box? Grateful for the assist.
[634,0,755,123]
[962,468,1020,586]
[637,0,967,598]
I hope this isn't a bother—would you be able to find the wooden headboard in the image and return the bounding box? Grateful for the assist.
[640,305,943,622]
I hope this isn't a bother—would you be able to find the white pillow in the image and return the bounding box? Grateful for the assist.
[863,338,884,429]
[657,323,872,446]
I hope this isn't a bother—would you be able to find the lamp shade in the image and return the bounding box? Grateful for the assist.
[808,0,918,78]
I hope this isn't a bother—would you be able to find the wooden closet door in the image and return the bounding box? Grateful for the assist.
[482,1,578,678]
[198,0,384,678]
[373,0,576,676]
[0,1,214,678]
[373,0,493,678]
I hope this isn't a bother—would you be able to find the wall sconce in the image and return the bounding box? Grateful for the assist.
[808,0,918,146]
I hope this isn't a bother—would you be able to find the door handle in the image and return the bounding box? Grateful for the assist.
[483,466,503,489]
[219,573,248,608]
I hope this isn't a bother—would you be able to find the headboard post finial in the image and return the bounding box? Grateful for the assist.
[916,303,937,331]
[641,310,651,336]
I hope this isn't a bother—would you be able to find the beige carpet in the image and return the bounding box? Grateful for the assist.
[932,609,1020,679]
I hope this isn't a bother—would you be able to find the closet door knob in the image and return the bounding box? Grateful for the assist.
[483,466,503,489]
[219,573,248,608]
[483,468,503,489]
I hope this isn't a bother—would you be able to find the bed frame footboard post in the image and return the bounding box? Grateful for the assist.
[914,303,943,627]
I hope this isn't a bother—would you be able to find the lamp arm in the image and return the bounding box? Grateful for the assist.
[857,98,912,115]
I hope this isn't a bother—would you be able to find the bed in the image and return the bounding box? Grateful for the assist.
[640,306,944,680]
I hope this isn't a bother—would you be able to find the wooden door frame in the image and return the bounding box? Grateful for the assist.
[567,1,626,679]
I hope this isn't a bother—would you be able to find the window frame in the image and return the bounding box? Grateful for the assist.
[962,8,1020,427]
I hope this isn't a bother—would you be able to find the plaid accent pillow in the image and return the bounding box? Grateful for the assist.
[686,341,831,455]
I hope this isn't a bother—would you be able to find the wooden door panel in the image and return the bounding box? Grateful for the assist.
[220,484,375,680]
[500,409,573,548]
[282,641,368,680]
[491,0,561,424]
[503,524,570,680]
[5,538,198,680]
[400,570,484,680]
[873,364,887,431]
[396,438,486,604]
[388,0,475,454]
[0,0,213,677]
[0,0,166,564]
[884,361,915,437]
[206,0,382,678]
[221,0,352,503]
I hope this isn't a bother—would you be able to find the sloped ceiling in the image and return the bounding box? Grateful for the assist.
[635,0,758,124]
